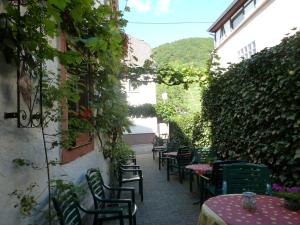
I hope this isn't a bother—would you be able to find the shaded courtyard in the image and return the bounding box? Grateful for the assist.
[107,144,201,225]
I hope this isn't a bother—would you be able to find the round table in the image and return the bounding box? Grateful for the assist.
[185,164,212,175]
[198,194,300,225]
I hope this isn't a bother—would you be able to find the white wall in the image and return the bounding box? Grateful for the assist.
[215,0,300,67]
[124,36,158,135]
[0,44,110,225]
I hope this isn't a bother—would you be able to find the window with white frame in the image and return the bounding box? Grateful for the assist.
[238,41,256,59]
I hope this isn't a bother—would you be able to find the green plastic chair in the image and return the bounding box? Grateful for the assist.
[222,163,272,195]
[167,146,192,183]
[86,168,138,225]
[200,160,248,202]
[52,184,125,225]
[158,139,180,170]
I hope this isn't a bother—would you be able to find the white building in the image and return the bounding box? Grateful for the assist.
[208,0,300,68]
[123,36,158,145]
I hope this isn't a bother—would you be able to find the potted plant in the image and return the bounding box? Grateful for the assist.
[272,184,300,211]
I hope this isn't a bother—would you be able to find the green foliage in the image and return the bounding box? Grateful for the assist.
[128,104,156,118]
[169,114,194,145]
[154,102,177,121]
[192,112,211,147]
[9,183,38,216]
[1,0,133,222]
[273,192,300,202]
[153,37,213,67]
[153,38,213,146]
[203,32,300,186]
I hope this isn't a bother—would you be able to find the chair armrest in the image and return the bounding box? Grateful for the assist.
[94,195,133,210]
[103,184,135,203]
[200,175,211,182]
[121,165,141,169]
[78,203,123,215]
[120,168,143,174]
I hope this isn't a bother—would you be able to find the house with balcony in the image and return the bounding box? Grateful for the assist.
[208,0,300,67]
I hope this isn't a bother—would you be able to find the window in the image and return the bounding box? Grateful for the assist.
[238,41,256,60]
[231,8,244,29]
[244,0,255,14]
[60,33,94,164]
[220,26,226,39]
[230,0,258,30]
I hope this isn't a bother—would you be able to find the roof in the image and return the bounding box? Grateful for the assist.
[208,0,247,32]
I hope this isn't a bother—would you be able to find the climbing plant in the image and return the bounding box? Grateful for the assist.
[0,0,132,222]
[203,32,300,186]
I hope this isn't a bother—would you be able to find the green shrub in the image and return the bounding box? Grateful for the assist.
[169,115,194,145]
[203,32,300,186]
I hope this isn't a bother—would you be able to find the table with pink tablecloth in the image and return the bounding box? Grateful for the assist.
[185,164,212,175]
[198,194,300,225]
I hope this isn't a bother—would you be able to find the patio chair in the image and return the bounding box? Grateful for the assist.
[167,146,192,183]
[222,163,272,195]
[188,147,213,192]
[118,163,144,202]
[200,160,248,201]
[152,135,166,159]
[158,139,180,170]
[86,168,138,225]
[52,183,125,225]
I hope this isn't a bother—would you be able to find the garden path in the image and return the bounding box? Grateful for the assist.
[120,144,201,225]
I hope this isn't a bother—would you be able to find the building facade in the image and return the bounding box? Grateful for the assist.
[208,0,300,67]
[123,36,158,145]
[0,1,116,224]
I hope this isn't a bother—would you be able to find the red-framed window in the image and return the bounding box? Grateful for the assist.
[60,33,94,164]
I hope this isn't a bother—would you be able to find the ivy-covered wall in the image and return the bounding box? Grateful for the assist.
[203,32,300,186]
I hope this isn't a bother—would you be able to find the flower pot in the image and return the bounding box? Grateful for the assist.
[284,199,300,211]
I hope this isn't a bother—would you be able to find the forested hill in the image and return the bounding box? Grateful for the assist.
[152,37,214,67]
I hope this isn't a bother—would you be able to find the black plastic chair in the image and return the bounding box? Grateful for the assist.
[118,164,143,202]
[86,168,138,225]
[52,183,125,225]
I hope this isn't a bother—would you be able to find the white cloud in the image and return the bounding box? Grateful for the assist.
[127,0,151,12]
[156,0,172,13]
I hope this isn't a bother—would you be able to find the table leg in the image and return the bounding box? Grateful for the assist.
[159,151,161,170]
[167,157,170,181]
[189,170,193,192]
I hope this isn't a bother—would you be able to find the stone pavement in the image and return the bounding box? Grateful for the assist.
[127,144,201,225]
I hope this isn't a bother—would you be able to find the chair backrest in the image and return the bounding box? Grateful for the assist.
[211,160,248,194]
[86,168,106,209]
[192,147,211,164]
[52,187,82,225]
[166,140,180,152]
[222,163,271,195]
[176,146,192,167]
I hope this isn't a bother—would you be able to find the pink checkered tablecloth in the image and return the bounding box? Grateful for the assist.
[201,194,300,225]
[163,151,177,157]
[185,164,212,175]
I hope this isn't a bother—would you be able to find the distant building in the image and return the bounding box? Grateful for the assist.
[123,36,158,145]
[208,0,300,67]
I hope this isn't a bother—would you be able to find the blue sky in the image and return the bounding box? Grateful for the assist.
[119,0,233,48]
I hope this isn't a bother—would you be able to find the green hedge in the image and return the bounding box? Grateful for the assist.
[169,113,211,147]
[128,104,156,118]
[169,115,194,145]
[203,32,300,186]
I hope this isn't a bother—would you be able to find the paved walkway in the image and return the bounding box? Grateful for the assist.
[129,144,200,225]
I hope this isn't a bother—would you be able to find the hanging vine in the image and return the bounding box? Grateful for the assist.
[1,0,131,223]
